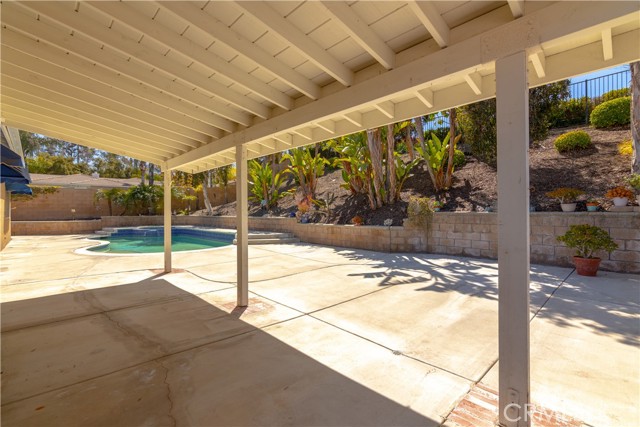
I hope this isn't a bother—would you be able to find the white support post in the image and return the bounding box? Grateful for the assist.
[163,169,172,273]
[496,51,531,427]
[236,145,249,307]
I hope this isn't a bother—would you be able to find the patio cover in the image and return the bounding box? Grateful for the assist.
[1,2,639,426]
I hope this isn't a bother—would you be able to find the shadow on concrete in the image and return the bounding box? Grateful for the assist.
[1,276,438,426]
[321,247,639,348]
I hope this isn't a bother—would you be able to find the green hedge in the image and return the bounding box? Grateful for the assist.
[590,96,631,128]
[601,88,630,102]
[554,130,592,153]
[549,98,591,128]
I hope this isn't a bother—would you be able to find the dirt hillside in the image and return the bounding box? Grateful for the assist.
[201,125,633,226]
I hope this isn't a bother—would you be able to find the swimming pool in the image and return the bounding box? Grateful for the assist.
[87,226,235,254]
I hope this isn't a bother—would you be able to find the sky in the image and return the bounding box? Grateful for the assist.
[569,64,630,83]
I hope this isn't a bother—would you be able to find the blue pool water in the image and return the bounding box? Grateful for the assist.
[88,226,234,254]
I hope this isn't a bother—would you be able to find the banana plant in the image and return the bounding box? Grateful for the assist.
[394,156,421,199]
[415,131,462,191]
[248,160,287,209]
[281,147,328,200]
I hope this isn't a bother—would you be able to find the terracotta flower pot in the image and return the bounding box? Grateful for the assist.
[573,256,601,276]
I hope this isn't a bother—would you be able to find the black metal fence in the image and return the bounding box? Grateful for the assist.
[422,68,631,130]
[568,69,631,124]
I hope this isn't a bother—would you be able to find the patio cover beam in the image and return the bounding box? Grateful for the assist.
[166,1,640,170]
[496,50,531,427]
[164,171,172,273]
[236,145,249,307]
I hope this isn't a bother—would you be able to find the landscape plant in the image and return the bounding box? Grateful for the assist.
[601,88,630,102]
[618,140,633,157]
[590,96,631,128]
[415,131,462,191]
[628,174,640,192]
[458,80,570,166]
[549,98,592,128]
[545,187,585,204]
[405,196,439,229]
[557,224,618,259]
[248,160,287,209]
[282,147,328,200]
[554,130,593,153]
[604,186,634,199]
[120,184,163,215]
[94,188,124,216]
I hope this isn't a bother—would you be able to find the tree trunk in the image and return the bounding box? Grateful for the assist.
[405,124,415,161]
[139,161,147,186]
[386,124,397,203]
[366,128,384,208]
[445,109,457,188]
[415,116,425,152]
[632,61,640,174]
[202,170,213,215]
[148,164,155,186]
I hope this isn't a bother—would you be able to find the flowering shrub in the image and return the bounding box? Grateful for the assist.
[545,187,584,203]
[605,186,634,199]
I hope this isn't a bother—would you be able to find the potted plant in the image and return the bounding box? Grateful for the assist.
[586,199,599,212]
[605,186,634,207]
[351,215,364,226]
[629,174,640,205]
[432,199,444,212]
[296,198,311,223]
[545,187,585,212]
[557,224,618,276]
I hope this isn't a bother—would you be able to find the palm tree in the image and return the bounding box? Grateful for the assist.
[94,188,124,216]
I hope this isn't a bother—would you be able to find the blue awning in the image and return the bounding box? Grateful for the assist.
[1,144,31,185]
[5,181,32,195]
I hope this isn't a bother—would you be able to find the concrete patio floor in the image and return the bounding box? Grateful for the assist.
[1,235,638,426]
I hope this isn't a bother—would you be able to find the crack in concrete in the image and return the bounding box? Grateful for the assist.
[158,360,178,427]
[101,310,164,354]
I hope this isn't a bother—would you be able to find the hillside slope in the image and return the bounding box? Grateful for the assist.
[205,125,633,226]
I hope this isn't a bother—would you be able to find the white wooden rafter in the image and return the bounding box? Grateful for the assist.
[21,1,271,119]
[320,1,396,70]
[236,1,355,87]
[158,1,321,100]
[406,1,450,48]
[88,1,293,111]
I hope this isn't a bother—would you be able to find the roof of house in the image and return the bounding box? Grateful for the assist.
[29,173,155,189]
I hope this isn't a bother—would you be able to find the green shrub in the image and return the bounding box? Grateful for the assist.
[557,224,618,259]
[554,130,592,153]
[601,88,630,102]
[452,149,466,167]
[549,98,591,128]
[590,96,631,128]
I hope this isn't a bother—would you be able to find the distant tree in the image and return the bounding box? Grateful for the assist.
[25,153,91,175]
[93,153,133,178]
[213,165,235,204]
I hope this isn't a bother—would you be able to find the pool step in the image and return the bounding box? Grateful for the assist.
[233,232,299,245]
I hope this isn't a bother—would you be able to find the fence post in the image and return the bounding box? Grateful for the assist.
[584,79,589,124]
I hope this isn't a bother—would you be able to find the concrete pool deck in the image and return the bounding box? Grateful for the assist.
[1,235,638,426]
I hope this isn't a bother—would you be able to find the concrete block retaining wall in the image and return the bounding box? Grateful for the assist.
[11,212,639,273]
